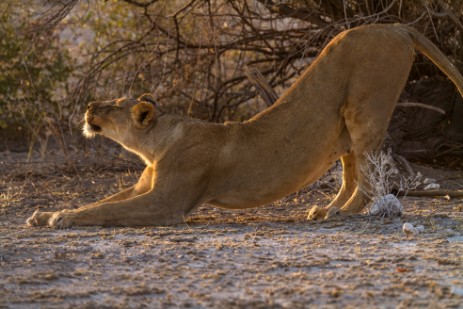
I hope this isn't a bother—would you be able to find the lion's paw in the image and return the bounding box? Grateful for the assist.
[307,206,327,221]
[307,206,342,221]
[48,210,75,229]
[26,210,54,227]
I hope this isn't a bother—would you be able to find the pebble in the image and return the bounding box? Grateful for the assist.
[370,194,403,217]
[423,183,440,190]
[403,222,425,236]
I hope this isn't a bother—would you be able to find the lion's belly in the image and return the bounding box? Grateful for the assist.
[208,157,335,210]
[208,129,348,209]
[208,189,296,210]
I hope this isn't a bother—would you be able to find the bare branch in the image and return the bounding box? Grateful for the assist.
[244,67,278,106]
[123,0,159,8]
[254,0,329,27]
[30,0,78,35]
[396,102,446,115]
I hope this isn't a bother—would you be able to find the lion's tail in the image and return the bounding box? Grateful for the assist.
[401,25,463,98]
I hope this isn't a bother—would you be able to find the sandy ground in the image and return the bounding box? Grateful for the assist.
[1,152,462,308]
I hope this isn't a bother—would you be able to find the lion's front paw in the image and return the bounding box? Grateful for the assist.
[307,206,341,221]
[307,206,327,221]
[26,210,54,227]
[48,210,75,229]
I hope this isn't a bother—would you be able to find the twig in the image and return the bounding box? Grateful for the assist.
[244,67,279,106]
[393,154,415,175]
[123,0,159,8]
[254,0,329,27]
[396,102,446,115]
[436,0,463,32]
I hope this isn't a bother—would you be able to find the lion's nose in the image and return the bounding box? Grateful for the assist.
[87,102,95,110]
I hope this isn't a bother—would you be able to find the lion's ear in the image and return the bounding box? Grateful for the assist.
[137,93,157,106]
[131,102,156,128]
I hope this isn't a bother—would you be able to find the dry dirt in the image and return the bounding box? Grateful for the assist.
[1,151,463,308]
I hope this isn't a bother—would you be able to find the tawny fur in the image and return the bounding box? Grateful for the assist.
[27,24,463,228]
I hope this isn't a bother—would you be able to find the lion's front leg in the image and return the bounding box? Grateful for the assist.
[47,192,189,228]
[26,184,142,227]
[79,166,155,210]
[26,166,156,227]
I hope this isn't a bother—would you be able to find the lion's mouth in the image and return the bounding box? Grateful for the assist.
[83,120,102,138]
[89,123,102,132]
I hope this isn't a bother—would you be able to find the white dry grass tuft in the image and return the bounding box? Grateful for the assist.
[362,149,422,218]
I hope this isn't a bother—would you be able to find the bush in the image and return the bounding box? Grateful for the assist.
[0,1,73,151]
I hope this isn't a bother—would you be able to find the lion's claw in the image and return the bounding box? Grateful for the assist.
[26,210,54,227]
[26,210,75,228]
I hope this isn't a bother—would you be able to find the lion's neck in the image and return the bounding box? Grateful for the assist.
[119,117,188,165]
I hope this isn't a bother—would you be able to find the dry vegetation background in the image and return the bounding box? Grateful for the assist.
[1,0,463,308]
[0,0,462,163]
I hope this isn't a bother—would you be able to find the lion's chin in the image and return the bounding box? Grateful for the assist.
[83,123,101,138]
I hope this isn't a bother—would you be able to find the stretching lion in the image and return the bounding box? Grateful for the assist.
[27,24,463,228]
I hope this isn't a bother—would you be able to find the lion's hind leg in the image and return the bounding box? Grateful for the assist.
[309,92,400,220]
[337,105,396,215]
[307,152,357,221]
[336,37,413,216]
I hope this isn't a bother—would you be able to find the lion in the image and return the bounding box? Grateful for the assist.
[27,24,463,228]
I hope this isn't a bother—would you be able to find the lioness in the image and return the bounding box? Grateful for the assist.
[27,24,463,228]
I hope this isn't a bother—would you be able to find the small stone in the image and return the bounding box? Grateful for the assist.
[369,194,403,217]
[424,183,440,190]
[450,286,463,297]
[403,222,423,236]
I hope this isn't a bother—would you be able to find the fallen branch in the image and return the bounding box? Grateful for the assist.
[398,189,463,198]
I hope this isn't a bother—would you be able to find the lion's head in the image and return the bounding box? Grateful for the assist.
[83,93,159,143]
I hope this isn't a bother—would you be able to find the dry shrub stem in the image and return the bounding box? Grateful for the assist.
[363,149,422,199]
[46,0,461,122]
